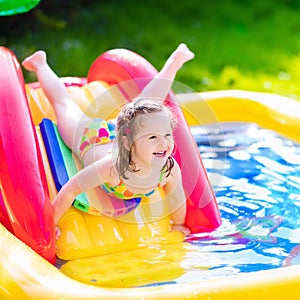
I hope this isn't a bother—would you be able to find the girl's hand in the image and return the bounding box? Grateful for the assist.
[172,224,191,236]
[55,226,61,240]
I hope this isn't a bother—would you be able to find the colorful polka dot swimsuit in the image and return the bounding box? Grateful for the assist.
[101,170,165,200]
[78,118,116,159]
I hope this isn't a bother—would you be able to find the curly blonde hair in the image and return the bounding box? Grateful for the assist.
[115,99,176,179]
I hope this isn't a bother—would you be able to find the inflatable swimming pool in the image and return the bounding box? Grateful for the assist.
[1,46,300,299]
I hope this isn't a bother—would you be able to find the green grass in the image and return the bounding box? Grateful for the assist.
[1,0,300,99]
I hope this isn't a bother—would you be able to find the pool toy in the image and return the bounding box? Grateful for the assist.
[1,46,300,299]
[0,0,40,16]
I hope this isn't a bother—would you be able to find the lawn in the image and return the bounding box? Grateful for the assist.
[1,0,300,99]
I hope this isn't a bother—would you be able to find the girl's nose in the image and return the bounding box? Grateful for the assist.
[160,136,171,147]
[158,136,166,146]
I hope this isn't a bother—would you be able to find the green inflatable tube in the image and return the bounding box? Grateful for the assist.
[0,0,40,16]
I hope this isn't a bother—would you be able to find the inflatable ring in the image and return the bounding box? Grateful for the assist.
[0,0,40,16]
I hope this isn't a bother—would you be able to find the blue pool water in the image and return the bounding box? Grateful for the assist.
[173,122,300,284]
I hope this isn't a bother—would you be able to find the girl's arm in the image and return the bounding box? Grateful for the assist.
[164,161,187,227]
[52,158,110,225]
[136,43,194,104]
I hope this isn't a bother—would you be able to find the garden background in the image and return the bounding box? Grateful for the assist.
[1,0,300,100]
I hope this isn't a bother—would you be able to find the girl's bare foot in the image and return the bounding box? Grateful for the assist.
[22,50,47,72]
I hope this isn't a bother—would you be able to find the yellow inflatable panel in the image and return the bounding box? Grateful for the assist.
[60,243,187,287]
[2,89,300,299]
[177,90,300,142]
[27,80,127,126]
[56,194,184,260]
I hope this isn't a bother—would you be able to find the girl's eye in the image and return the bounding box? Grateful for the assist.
[149,135,157,139]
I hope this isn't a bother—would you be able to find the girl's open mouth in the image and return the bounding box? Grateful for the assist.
[153,151,167,158]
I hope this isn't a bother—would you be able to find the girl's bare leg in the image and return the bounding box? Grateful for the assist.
[22,51,90,153]
[137,43,195,102]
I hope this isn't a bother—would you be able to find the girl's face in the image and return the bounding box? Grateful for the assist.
[131,112,174,170]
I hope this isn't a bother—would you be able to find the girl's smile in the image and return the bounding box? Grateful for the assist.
[153,150,167,158]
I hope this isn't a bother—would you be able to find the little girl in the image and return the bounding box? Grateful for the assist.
[22,43,194,233]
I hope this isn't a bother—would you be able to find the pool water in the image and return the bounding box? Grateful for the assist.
[172,122,300,284]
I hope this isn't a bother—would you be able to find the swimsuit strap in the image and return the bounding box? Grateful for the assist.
[158,169,165,185]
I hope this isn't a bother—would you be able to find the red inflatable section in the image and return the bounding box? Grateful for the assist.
[0,191,13,233]
[0,47,56,263]
[88,49,221,233]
